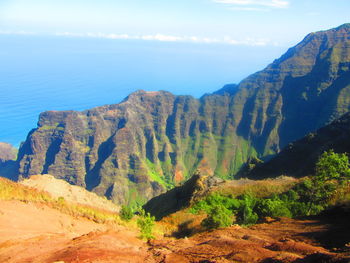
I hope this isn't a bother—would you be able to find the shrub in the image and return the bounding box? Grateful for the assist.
[190,192,240,214]
[237,193,259,225]
[57,196,65,204]
[201,204,233,229]
[288,201,311,217]
[189,152,350,228]
[239,204,258,225]
[137,209,155,240]
[120,205,134,221]
[256,198,292,218]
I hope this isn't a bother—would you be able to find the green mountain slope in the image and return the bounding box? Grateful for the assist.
[242,111,350,179]
[16,24,350,205]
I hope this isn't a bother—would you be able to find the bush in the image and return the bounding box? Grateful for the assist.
[239,204,258,225]
[189,152,350,228]
[288,201,312,217]
[190,192,240,214]
[256,198,292,218]
[201,204,233,229]
[236,193,259,225]
[120,205,134,221]
[137,209,155,240]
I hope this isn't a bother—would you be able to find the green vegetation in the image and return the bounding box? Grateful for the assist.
[126,184,147,209]
[190,150,350,228]
[315,150,350,182]
[201,204,233,229]
[145,159,173,189]
[38,122,65,131]
[120,205,134,221]
[137,209,155,240]
[237,194,259,225]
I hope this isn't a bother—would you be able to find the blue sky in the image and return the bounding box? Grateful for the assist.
[1,0,349,47]
[1,0,350,146]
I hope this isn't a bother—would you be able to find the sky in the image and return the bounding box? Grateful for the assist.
[0,0,350,47]
[0,0,350,146]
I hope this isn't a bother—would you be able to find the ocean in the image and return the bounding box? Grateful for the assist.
[0,35,286,147]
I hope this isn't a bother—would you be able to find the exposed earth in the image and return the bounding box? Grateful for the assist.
[0,200,150,263]
[0,199,349,262]
[149,215,350,263]
[20,174,120,213]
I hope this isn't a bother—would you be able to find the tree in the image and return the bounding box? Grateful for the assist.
[315,150,350,182]
[295,150,350,215]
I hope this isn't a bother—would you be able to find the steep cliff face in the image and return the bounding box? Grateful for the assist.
[17,24,350,205]
[0,142,17,180]
[242,112,350,180]
[17,91,252,205]
[0,143,17,163]
[232,23,350,156]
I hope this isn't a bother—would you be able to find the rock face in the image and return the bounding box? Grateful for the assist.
[242,112,350,179]
[144,171,224,220]
[17,24,350,205]
[0,142,17,180]
[0,143,17,163]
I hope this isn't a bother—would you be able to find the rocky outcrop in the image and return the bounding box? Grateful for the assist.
[16,24,350,205]
[0,143,17,163]
[144,171,224,220]
[0,142,18,180]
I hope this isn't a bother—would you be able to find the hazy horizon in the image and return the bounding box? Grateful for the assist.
[0,34,287,147]
[1,0,349,146]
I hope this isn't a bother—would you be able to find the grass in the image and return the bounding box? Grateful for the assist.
[329,183,350,206]
[158,210,207,237]
[0,177,121,224]
[215,176,299,198]
[145,159,172,189]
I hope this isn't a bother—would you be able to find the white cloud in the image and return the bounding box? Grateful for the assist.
[214,0,289,9]
[55,32,269,46]
[0,30,271,46]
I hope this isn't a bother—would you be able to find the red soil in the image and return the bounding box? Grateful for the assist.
[0,200,349,262]
[148,217,350,263]
[0,200,150,263]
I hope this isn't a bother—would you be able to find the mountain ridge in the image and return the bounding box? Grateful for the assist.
[14,24,350,205]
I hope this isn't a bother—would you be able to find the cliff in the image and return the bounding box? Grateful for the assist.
[242,111,350,179]
[16,24,350,205]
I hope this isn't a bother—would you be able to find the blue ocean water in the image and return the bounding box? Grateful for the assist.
[0,35,286,147]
